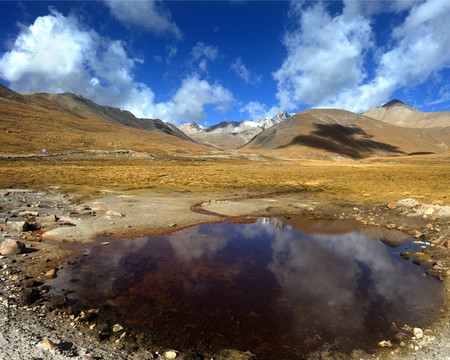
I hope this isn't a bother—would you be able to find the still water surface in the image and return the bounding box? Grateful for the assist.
[49,217,444,359]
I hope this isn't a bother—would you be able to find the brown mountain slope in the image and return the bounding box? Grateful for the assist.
[0,87,208,155]
[240,109,448,159]
[363,100,449,128]
[27,92,193,142]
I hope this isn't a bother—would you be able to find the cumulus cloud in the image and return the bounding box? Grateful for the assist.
[104,0,181,38]
[240,101,278,121]
[273,1,373,110]
[150,74,234,123]
[0,8,156,118]
[0,9,234,124]
[274,0,450,113]
[231,57,262,85]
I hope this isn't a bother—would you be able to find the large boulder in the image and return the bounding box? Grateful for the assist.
[0,239,26,255]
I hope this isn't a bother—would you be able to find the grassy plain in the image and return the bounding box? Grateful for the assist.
[0,154,448,206]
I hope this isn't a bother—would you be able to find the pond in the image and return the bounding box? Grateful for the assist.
[48,216,444,359]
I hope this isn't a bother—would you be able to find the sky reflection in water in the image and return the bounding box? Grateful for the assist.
[50,217,444,359]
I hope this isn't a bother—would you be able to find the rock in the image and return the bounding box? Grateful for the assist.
[414,230,423,238]
[46,294,68,309]
[5,218,30,233]
[413,327,423,339]
[106,210,123,217]
[100,242,110,246]
[45,268,58,278]
[165,350,178,359]
[424,208,435,215]
[19,288,41,306]
[112,324,123,332]
[387,204,396,209]
[76,205,90,211]
[23,278,39,287]
[40,214,59,223]
[0,239,26,255]
[378,340,392,348]
[36,338,56,351]
[91,206,107,211]
[214,349,257,360]
[17,210,39,217]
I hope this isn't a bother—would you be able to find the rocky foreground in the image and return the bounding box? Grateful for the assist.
[0,188,449,360]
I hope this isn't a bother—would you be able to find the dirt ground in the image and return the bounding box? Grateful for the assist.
[0,152,449,359]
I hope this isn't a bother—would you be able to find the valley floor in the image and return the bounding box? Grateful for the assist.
[0,152,449,359]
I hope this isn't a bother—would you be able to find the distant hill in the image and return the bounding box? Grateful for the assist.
[179,111,293,149]
[241,108,449,159]
[363,99,449,128]
[0,83,207,154]
[28,92,192,142]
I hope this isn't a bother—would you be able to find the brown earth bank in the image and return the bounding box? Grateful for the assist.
[0,153,449,359]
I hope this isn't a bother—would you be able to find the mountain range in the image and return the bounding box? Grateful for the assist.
[0,83,448,159]
[178,111,293,149]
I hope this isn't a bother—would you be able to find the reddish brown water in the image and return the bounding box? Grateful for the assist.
[48,217,444,359]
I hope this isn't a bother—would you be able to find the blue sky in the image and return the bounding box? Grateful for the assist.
[0,1,449,126]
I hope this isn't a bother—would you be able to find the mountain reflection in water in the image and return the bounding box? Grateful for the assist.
[49,217,443,359]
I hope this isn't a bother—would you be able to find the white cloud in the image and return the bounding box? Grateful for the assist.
[0,9,234,124]
[274,0,450,113]
[273,1,373,110]
[104,0,181,38]
[191,42,218,72]
[150,74,235,123]
[231,57,262,85]
[240,101,278,121]
[0,8,156,118]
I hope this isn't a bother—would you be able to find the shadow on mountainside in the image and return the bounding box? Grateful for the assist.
[278,123,405,159]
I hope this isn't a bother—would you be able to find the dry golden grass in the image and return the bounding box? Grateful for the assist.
[0,98,209,154]
[0,155,448,206]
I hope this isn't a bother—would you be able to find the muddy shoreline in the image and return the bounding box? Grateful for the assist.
[0,187,449,359]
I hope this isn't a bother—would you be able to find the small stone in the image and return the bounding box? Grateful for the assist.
[36,338,55,351]
[91,206,107,211]
[426,223,433,229]
[5,218,30,233]
[45,268,57,278]
[40,214,59,223]
[413,327,423,339]
[100,242,110,246]
[378,340,392,348]
[424,208,435,215]
[18,210,39,217]
[165,350,178,359]
[0,239,26,255]
[414,230,423,238]
[76,205,90,211]
[112,324,123,332]
[387,204,396,210]
[106,210,123,217]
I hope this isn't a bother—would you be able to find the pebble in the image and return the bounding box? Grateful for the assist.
[164,350,178,359]
[378,340,392,348]
[112,324,123,332]
[424,208,435,215]
[36,338,56,351]
[45,268,57,278]
[413,327,423,339]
